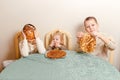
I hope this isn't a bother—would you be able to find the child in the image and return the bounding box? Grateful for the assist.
[76,16,116,61]
[19,24,46,57]
[47,31,67,50]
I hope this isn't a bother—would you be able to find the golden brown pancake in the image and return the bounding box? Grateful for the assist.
[79,33,96,53]
[47,50,66,59]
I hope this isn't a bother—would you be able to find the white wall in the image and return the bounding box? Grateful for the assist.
[0,0,120,71]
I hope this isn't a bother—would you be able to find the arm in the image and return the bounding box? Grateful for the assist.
[34,30,46,54]
[75,41,84,53]
[47,46,53,51]
[36,37,46,54]
[19,39,29,57]
[59,45,67,50]
[47,40,55,50]
[97,33,116,50]
[76,32,84,52]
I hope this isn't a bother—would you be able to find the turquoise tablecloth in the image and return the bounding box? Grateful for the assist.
[0,50,120,80]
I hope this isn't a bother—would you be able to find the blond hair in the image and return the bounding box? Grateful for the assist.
[52,31,64,45]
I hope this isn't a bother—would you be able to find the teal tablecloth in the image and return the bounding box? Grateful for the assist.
[0,50,120,80]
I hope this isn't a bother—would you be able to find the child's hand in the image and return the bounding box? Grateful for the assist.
[22,31,26,39]
[55,42,61,47]
[34,30,39,38]
[90,31,98,37]
[50,41,55,47]
[76,32,84,39]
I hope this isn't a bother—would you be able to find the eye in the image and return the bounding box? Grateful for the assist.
[86,26,90,28]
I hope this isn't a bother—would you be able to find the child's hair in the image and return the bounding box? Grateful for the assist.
[84,16,98,25]
[23,24,36,31]
[52,31,64,45]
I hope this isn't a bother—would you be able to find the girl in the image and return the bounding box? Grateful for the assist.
[19,24,46,57]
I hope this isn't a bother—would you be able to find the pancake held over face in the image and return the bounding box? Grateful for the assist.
[24,27,35,40]
[79,33,96,53]
[47,50,66,59]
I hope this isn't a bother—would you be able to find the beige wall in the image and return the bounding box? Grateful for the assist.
[0,0,120,71]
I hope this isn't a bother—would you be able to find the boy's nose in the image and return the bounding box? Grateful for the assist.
[89,26,92,28]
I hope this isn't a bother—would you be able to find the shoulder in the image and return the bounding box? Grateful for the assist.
[36,37,43,42]
[99,32,114,40]
[19,39,28,46]
[99,32,116,47]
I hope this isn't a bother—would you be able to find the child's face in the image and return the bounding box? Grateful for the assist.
[84,19,98,34]
[53,35,61,44]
